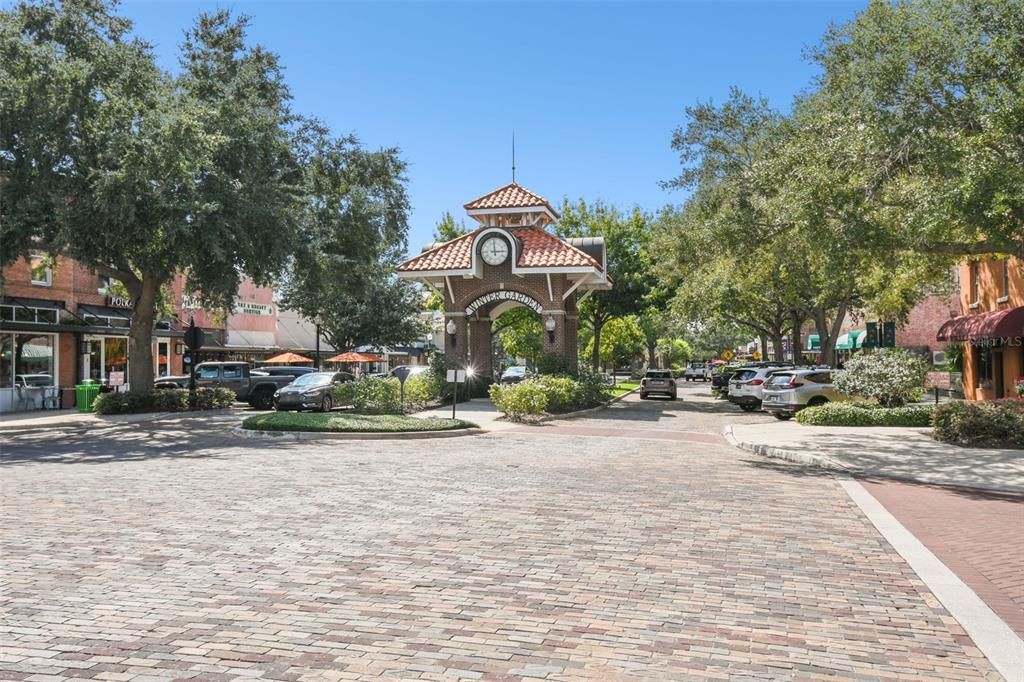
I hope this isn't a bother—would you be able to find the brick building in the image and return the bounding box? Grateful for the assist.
[938,257,1024,400]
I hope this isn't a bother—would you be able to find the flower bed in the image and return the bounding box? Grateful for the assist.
[795,401,934,427]
[92,387,236,414]
[932,400,1024,449]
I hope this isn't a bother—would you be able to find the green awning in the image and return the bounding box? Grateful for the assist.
[806,334,820,351]
[835,330,867,351]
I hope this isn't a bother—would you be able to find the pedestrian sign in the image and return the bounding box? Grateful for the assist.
[721,350,733,361]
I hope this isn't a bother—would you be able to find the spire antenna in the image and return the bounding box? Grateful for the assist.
[511,132,516,184]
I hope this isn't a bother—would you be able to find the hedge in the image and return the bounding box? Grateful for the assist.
[489,373,610,421]
[332,375,443,415]
[795,401,934,427]
[93,387,236,414]
[932,400,1024,449]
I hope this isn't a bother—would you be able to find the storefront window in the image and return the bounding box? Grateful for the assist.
[157,341,169,377]
[0,334,12,387]
[14,334,54,383]
[104,337,128,387]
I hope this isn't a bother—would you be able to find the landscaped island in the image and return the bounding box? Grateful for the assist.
[242,412,474,433]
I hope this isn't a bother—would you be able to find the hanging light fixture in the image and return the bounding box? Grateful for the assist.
[446,319,457,347]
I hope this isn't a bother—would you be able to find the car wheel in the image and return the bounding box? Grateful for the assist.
[640,392,648,400]
[320,394,333,413]
[807,397,829,408]
[774,413,792,420]
[252,390,274,411]
[670,393,677,401]
[739,404,756,412]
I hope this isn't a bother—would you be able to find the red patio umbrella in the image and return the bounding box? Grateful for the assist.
[263,352,313,364]
[324,351,385,363]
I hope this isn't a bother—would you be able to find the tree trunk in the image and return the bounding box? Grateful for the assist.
[791,311,803,364]
[812,301,847,369]
[647,339,658,368]
[771,333,785,362]
[127,277,160,394]
[591,317,603,371]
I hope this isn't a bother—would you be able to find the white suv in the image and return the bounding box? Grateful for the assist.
[728,365,794,411]
[761,369,844,420]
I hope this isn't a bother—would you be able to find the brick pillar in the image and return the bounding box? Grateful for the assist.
[469,318,492,378]
[565,314,579,369]
[444,314,468,367]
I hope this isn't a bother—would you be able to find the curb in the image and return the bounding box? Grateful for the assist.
[535,386,640,423]
[721,424,850,470]
[721,424,1024,494]
[231,426,485,441]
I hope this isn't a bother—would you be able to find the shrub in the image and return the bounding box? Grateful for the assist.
[834,348,928,407]
[536,352,577,377]
[92,387,234,414]
[489,381,548,420]
[333,377,401,414]
[932,400,1024,448]
[795,401,934,427]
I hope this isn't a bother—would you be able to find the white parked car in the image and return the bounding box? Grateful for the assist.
[728,365,794,411]
[761,369,844,420]
[682,362,711,382]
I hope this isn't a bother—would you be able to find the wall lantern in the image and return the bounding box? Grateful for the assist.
[545,315,556,343]
[79,340,90,355]
[175,343,184,355]
[446,319,457,347]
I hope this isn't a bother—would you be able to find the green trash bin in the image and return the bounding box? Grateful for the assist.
[75,380,101,413]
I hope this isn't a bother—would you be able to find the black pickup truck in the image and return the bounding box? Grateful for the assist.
[155,362,294,410]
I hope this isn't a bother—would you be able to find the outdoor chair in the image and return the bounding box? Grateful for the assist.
[42,386,60,410]
[14,384,36,411]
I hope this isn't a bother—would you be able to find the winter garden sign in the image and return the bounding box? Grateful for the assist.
[465,290,543,316]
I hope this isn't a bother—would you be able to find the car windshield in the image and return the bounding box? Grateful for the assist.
[292,373,332,387]
[733,370,756,382]
[766,373,796,386]
[646,371,672,379]
[505,367,526,375]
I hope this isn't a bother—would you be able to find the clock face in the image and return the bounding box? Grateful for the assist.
[480,237,509,266]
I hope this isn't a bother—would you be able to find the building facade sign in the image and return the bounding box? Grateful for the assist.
[465,290,542,316]
[107,296,133,309]
[235,301,274,317]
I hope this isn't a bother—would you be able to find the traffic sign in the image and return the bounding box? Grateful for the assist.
[721,350,734,361]
[184,325,205,350]
[393,366,412,384]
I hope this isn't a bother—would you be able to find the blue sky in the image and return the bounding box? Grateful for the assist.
[118,0,864,256]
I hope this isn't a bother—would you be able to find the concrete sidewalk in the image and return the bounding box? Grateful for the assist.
[726,421,1024,493]
[413,398,516,432]
[0,408,241,433]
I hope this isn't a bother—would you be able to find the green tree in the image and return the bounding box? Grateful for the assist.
[278,122,423,350]
[557,200,656,370]
[584,315,645,369]
[656,337,692,369]
[1,2,301,392]
[492,308,541,366]
[433,211,469,242]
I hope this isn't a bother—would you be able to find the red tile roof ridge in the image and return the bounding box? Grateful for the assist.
[463,182,559,216]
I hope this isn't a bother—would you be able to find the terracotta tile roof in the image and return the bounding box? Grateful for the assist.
[398,231,475,272]
[463,183,560,217]
[397,227,603,273]
[513,228,601,269]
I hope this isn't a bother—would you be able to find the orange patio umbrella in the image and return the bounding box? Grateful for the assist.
[324,351,385,363]
[263,351,313,364]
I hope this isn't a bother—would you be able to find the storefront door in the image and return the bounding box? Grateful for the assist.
[83,336,129,386]
[994,350,1004,398]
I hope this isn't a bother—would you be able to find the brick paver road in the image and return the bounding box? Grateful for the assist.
[0,387,1002,680]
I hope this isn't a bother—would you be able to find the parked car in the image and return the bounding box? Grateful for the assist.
[761,369,843,420]
[728,365,794,411]
[154,362,294,410]
[15,374,54,387]
[500,366,530,384]
[389,365,430,379]
[682,362,712,382]
[260,365,317,378]
[274,371,354,412]
[640,369,677,400]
